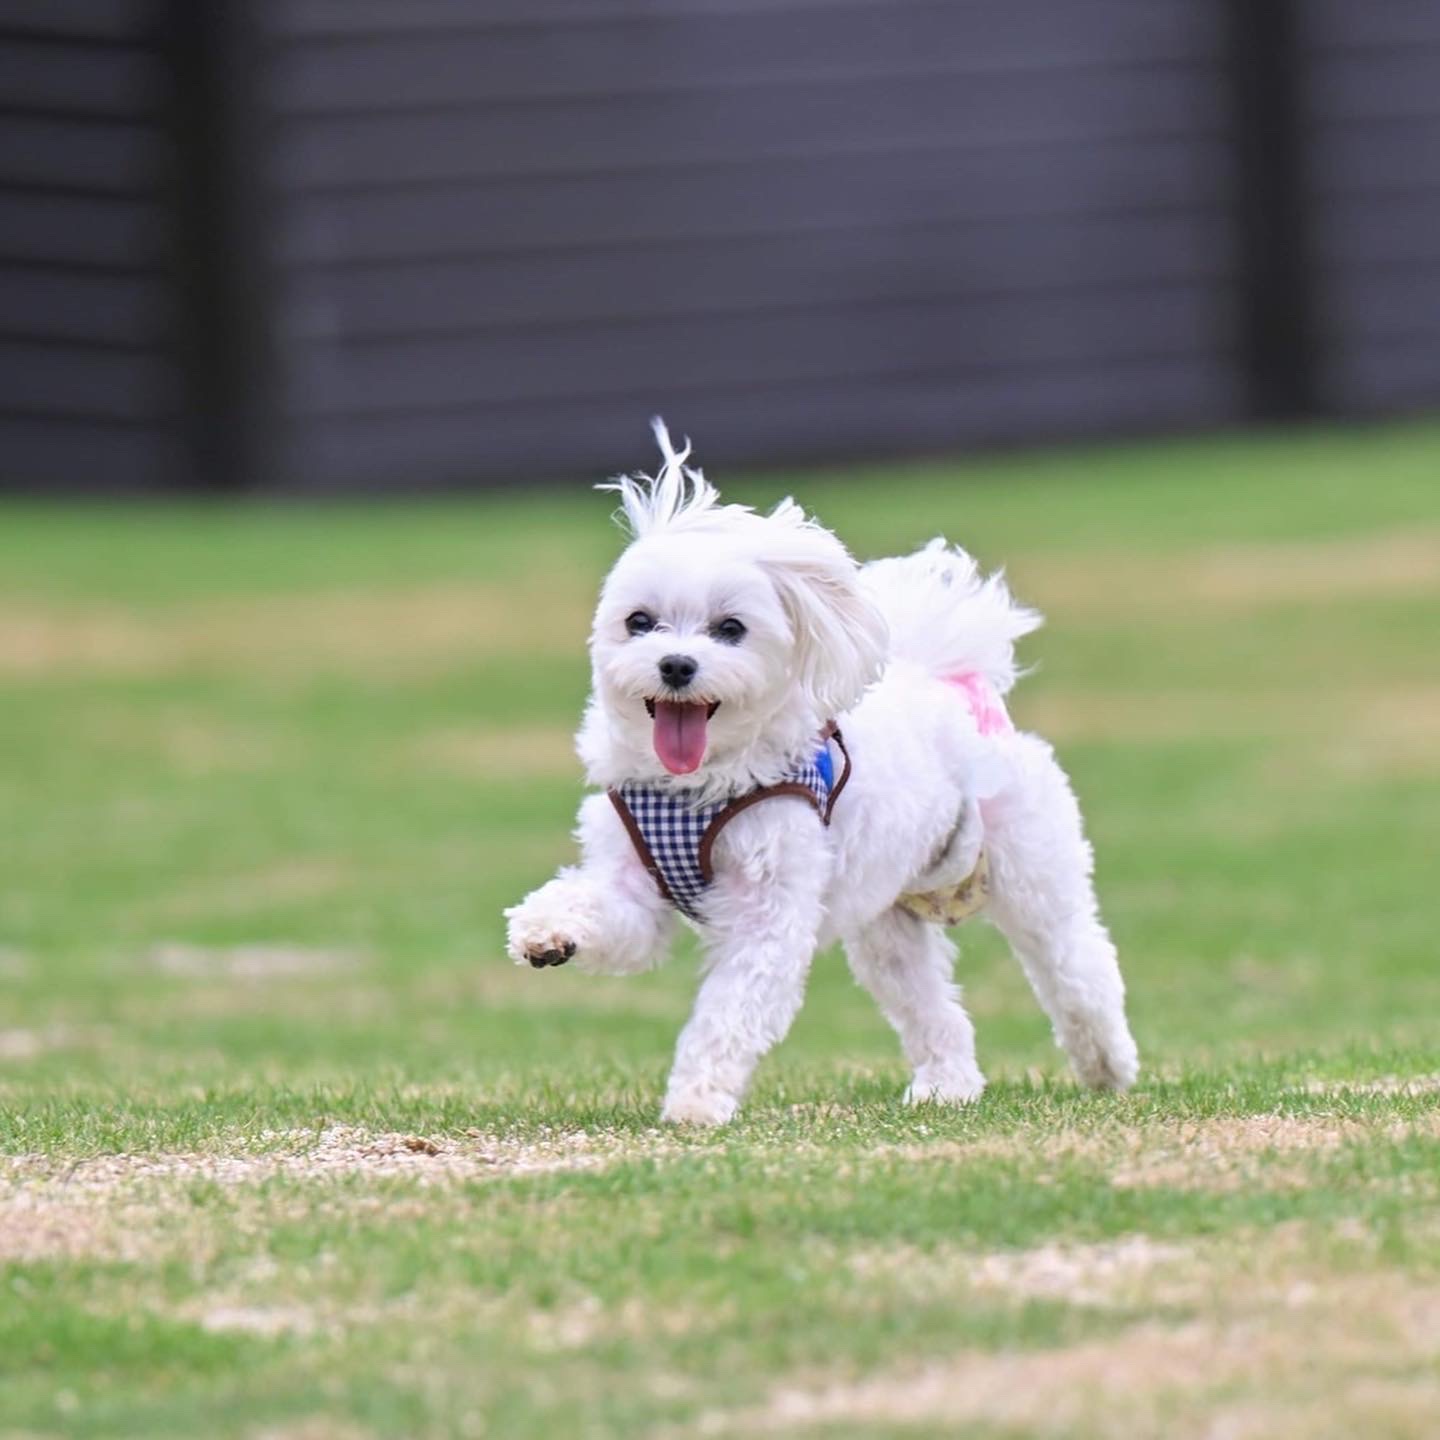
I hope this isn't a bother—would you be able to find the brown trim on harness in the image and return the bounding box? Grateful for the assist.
[609,723,852,905]
[821,723,851,823]
[606,788,678,907]
[697,782,824,883]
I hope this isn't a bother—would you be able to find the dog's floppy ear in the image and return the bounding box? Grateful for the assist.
[760,512,888,717]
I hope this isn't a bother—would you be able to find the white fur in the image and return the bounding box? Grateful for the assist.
[506,421,1139,1124]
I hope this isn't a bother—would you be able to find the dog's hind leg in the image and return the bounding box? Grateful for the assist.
[982,733,1139,1090]
[844,908,985,1104]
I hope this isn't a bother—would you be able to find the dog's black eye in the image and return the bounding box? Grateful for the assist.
[625,610,655,637]
[710,616,747,645]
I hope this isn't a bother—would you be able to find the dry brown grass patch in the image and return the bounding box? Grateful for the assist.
[881,1109,1440,1193]
[1023,530,1440,619]
[848,1235,1193,1308]
[0,947,32,978]
[0,579,592,679]
[249,1421,377,1440]
[147,941,364,981]
[0,1124,678,1197]
[144,861,354,925]
[0,1191,172,1263]
[1019,684,1440,771]
[703,1263,1440,1438]
[1300,1075,1440,1098]
[0,1023,113,1063]
[412,725,577,780]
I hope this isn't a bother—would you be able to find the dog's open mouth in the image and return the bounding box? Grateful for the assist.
[644,698,721,775]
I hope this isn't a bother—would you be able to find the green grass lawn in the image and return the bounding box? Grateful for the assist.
[2,421,1439,1438]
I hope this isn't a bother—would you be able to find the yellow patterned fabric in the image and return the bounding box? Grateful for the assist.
[898,850,991,926]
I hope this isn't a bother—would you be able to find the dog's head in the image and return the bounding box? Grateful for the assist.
[587,421,887,782]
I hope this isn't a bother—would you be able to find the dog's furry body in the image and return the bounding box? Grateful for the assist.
[506,424,1139,1124]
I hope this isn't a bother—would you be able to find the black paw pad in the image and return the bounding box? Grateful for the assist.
[529,941,576,969]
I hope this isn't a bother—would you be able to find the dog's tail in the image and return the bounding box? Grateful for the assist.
[861,539,1042,695]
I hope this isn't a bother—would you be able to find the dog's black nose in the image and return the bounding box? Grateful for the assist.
[658,653,698,689]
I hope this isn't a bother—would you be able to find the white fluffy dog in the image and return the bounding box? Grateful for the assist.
[505,423,1139,1125]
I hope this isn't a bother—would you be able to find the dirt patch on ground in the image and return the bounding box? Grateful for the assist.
[0,1124,673,1197]
[0,1189,172,1263]
[0,1125,679,1261]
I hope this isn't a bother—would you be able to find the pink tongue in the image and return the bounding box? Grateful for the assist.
[652,701,710,774]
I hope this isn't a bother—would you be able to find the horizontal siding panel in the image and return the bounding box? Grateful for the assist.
[0,340,176,419]
[273,13,1219,113]
[1316,193,1440,270]
[1306,30,1440,422]
[1312,119,1440,194]
[0,0,156,42]
[0,39,162,114]
[275,69,1224,190]
[1321,266,1440,344]
[0,2,176,489]
[272,0,1220,58]
[0,416,177,488]
[0,116,166,193]
[0,266,166,343]
[1310,52,1440,121]
[269,2,1245,480]
[280,139,1228,263]
[283,356,1240,489]
[285,213,1233,338]
[1328,338,1440,414]
[1305,1,1440,51]
[287,285,1231,416]
[0,192,166,265]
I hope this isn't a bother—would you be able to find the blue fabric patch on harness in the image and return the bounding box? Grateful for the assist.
[813,742,834,791]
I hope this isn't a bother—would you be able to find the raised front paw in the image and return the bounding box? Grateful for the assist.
[525,940,575,969]
[504,893,588,970]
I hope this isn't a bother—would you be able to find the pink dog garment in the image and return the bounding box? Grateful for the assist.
[945,669,1013,737]
[897,671,1010,925]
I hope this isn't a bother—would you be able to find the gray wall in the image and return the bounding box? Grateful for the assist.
[0,0,180,489]
[269,0,1244,488]
[0,1,1437,490]
[1306,0,1440,415]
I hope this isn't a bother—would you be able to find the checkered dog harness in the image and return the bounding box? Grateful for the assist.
[608,728,851,922]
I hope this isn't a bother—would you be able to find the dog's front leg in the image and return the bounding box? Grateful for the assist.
[505,792,676,976]
[661,806,828,1125]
